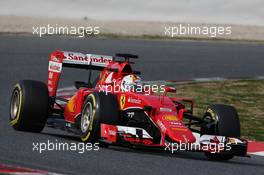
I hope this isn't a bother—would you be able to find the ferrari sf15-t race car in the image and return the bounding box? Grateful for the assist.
[10,50,248,160]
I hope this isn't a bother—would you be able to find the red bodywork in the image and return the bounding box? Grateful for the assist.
[46,50,247,154]
[47,50,196,146]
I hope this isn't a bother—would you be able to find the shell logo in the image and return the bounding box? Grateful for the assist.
[164,115,179,121]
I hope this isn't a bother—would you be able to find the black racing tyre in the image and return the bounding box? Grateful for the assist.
[201,104,240,161]
[80,92,119,145]
[10,80,49,132]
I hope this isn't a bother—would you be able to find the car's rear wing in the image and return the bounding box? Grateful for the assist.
[62,51,113,70]
[47,50,113,97]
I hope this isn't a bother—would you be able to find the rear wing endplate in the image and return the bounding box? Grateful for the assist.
[47,50,113,97]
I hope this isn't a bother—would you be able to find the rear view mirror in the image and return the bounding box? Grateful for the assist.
[165,86,176,93]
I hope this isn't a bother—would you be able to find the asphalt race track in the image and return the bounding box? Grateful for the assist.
[0,36,264,175]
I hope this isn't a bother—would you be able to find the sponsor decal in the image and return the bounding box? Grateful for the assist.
[170,121,183,125]
[66,52,89,62]
[169,121,186,128]
[157,120,166,132]
[170,125,185,129]
[101,124,117,142]
[48,72,54,79]
[63,52,113,67]
[90,54,112,66]
[120,95,126,110]
[127,112,135,118]
[51,55,60,62]
[108,129,116,136]
[171,127,187,131]
[160,107,172,112]
[164,115,179,121]
[128,97,141,104]
[48,61,62,73]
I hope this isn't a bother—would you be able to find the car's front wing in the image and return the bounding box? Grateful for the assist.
[100,123,248,157]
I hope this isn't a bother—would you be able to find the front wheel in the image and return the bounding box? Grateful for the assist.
[80,92,119,145]
[10,80,49,132]
[201,104,240,161]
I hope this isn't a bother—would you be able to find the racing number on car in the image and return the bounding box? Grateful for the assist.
[120,95,126,110]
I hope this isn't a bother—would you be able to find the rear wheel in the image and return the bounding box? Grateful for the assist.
[10,80,49,132]
[80,92,119,146]
[201,104,240,161]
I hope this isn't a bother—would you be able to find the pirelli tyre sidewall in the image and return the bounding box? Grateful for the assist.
[202,104,240,161]
[10,80,49,132]
[80,92,119,143]
[80,93,100,142]
[10,84,23,127]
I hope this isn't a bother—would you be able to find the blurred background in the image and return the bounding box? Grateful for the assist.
[0,0,264,40]
[0,0,263,25]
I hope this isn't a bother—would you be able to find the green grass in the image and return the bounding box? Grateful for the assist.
[95,33,264,43]
[168,79,264,141]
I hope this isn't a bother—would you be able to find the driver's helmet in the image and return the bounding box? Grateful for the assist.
[121,74,142,92]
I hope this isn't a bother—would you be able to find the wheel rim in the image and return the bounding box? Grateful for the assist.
[203,114,218,134]
[10,90,20,120]
[81,102,93,133]
[204,115,213,123]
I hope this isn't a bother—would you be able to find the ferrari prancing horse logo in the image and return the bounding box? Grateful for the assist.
[120,95,126,110]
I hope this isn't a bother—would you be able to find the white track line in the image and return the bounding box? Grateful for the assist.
[248,151,264,156]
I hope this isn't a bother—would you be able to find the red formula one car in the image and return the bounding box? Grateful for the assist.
[10,50,248,160]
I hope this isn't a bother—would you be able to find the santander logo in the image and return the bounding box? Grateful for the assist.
[64,52,112,65]
[66,53,89,62]
[90,56,112,64]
